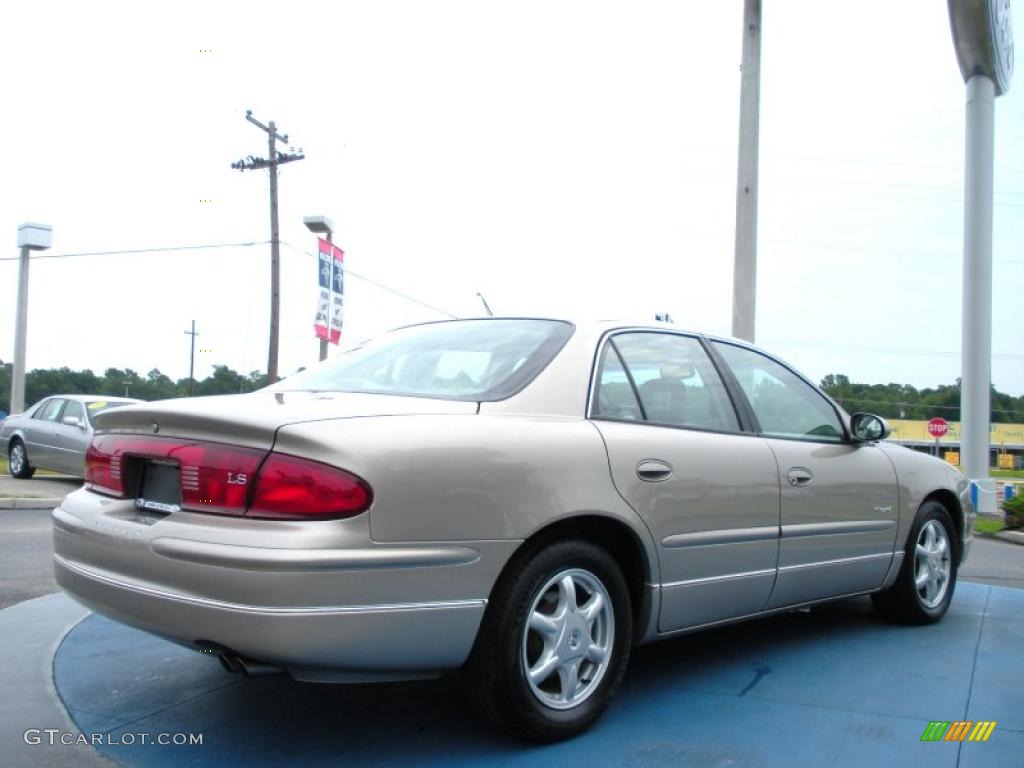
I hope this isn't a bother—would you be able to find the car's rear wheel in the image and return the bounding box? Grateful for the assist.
[871,500,957,624]
[8,439,35,479]
[463,539,632,742]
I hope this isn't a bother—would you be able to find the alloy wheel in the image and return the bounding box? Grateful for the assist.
[521,568,614,710]
[9,444,25,475]
[915,519,951,609]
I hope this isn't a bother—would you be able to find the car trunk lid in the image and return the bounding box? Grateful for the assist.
[93,390,478,450]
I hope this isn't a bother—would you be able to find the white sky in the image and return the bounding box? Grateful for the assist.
[1,1,1022,395]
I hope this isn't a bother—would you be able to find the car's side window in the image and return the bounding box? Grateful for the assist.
[594,333,740,433]
[62,400,85,425]
[593,343,644,421]
[713,342,844,443]
[33,399,66,422]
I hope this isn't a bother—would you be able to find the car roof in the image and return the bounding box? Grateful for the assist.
[39,395,142,403]
[398,315,760,349]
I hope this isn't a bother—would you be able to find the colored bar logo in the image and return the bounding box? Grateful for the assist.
[921,721,997,742]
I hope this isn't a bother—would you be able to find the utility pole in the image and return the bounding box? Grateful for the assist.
[232,111,305,383]
[184,320,198,396]
[731,0,762,343]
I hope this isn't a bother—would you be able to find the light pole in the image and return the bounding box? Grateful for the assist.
[10,223,52,414]
[948,0,1014,487]
[304,215,335,362]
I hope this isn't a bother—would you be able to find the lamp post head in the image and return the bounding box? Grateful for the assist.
[948,0,1014,95]
[303,215,335,236]
[17,223,53,251]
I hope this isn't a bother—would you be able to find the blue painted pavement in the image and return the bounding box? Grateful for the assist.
[54,582,1023,767]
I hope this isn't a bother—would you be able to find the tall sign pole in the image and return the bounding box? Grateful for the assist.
[10,223,52,414]
[732,0,762,343]
[232,111,305,384]
[948,0,1014,482]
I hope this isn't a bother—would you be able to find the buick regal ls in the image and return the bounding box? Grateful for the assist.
[52,318,974,741]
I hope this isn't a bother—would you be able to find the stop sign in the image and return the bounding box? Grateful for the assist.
[927,418,949,438]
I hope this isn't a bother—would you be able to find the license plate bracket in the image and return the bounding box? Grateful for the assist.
[136,460,182,514]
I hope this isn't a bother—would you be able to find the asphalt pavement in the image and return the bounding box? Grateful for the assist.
[961,536,1024,589]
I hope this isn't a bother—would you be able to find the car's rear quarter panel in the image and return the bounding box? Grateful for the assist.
[274,414,654,552]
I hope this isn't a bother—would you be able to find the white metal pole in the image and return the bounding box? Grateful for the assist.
[960,73,996,481]
[732,0,762,343]
[10,245,31,414]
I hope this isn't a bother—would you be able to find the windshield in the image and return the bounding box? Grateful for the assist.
[273,319,574,401]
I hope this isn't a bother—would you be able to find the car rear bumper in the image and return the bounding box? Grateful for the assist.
[55,553,486,681]
[52,488,519,681]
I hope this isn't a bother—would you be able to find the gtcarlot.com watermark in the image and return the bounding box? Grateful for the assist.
[24,729,203,747]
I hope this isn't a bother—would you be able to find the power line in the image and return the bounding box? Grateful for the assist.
[0,240,270,262]
[762,150,1024,177]
[769,340,1024,361]
[830,396,1022,417]
[279,241,459,319]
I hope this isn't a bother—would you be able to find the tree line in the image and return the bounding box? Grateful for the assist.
[1,360,1021,423]
[820,374,1024,423]
[0,360,268,411]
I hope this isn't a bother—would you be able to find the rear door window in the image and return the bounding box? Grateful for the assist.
[593,332,740,433]
[34,399,66,422]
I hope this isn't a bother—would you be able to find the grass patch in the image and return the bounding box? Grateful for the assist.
[0,455,62,477]
[991,469,1024,479]
[975,517,1006,535]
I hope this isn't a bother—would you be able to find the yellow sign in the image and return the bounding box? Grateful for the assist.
[888,420,1024,447]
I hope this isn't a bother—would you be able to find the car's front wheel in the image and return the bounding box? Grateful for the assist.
[872,500,957,624]
[8,439,35,479]
[464,539,632,742]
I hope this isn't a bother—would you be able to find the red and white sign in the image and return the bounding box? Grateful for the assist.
[313,238,345,345]
[927,418,949,438]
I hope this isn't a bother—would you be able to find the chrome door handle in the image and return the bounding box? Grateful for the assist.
[637,459,673,482]
[787,467,814,487]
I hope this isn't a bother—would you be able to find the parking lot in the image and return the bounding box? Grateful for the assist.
[0,498,1021,767]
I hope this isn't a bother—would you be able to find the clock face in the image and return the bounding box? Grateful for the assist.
[990,0,1015,93]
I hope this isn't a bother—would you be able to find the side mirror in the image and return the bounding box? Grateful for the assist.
[62,415,85,430]
[850,412,890,442]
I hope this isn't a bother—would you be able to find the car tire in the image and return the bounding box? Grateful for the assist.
[8,439,36,479]
[463,538,632,743]
[871,500,958,624]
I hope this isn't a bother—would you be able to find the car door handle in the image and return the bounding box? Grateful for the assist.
[787,467,814,487]
[636,459,673,482]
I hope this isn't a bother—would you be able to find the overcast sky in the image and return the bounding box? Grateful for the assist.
[1,1,1022,398]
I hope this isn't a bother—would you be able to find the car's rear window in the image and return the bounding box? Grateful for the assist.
[273,319,574,401]
[85,401,134,420]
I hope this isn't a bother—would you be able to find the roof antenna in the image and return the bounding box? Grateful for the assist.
[477,292,494,316]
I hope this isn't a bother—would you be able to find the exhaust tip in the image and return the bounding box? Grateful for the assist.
[218,653,243,674]
[217,652,281,677]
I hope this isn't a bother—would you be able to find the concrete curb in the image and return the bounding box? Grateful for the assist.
[994,530,1024,546]
[0,498,62,510]
[0,593,115,767]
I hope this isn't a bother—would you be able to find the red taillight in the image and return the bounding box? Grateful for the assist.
[85,437,125,497]
[85,435,372,520]
[249,453,373,519]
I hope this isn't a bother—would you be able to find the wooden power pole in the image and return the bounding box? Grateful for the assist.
[184,320,198,396]
[231,111,304,383]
